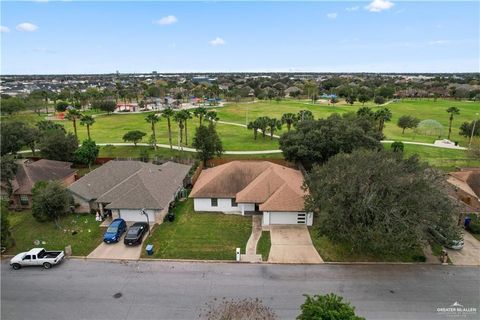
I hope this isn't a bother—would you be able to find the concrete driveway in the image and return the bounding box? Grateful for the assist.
[447,231,480,266]
[87,233,143,260]
[268,225,323,263]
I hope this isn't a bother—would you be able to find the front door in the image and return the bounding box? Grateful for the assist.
[254,204,260,212]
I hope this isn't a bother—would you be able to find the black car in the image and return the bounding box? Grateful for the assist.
[124,222,149,246]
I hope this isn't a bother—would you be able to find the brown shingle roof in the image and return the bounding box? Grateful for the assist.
[13,159,76,195]
[68,160,191,210]
[448,171,480,199]
[190,161,306,212]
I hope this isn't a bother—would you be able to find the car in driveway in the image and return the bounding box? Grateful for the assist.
[103,219,127,244]
[428,225,464,250]
[124,222,149,246]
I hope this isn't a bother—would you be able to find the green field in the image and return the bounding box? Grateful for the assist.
[214,98,480,146]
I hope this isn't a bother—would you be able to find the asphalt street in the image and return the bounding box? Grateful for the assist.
[1,259,479,320]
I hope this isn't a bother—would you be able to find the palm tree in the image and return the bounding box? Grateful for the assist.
[161,107,174,150]
[180,109,192,145]
[173,111,185,144]
[65,109,81,140]
[247,120,260,140]
[374,107,393,134]
[193,107,208,125]
[446,107,460,140]
[256,117,270,139]
[268,118,282,140]
[80,114,95,140]
[206,110,219,124]
[297,110,314,121]
[281,113,298,132]
[145,113,160,150]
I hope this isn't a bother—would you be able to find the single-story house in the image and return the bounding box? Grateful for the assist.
[67,160,191,224]
[1,159,77,210]
[447,169,480,212]
[189,161,312,228]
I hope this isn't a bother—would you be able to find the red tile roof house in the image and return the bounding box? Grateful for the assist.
[1,159,77,210]
[189,161,313,228]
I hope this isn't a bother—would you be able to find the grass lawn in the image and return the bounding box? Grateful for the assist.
[141,199,252,260]
[5,211,104,256]
[257,231,271,261]
[308,225,426,263]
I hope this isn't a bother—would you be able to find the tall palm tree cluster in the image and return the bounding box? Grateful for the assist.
[247,110,314,140]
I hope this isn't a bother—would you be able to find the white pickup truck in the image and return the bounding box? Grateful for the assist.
[10,248,65,270]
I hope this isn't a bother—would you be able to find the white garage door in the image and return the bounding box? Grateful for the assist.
[270,212,306,225]
[118,209,155,222]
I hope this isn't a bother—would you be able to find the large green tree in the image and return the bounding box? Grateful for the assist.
[39,129,79,161]
[279,113,381,166]
[0,121,38,156]
[305,150,459,253]
[297,294,364,320]
[74,140,99,169]
[446,106,460,140]
[1,155,17,196]
[247,120,260,140]
[192,123,224,166]
[397,115,420,134]
[31,181,73,227]
[122,130,146,146]
[267,118,282,140]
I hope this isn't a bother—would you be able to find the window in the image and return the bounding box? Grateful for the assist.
[211,198,218,207]
[23,255,31,260]
[231,198,238,207]
[20,195,29,206]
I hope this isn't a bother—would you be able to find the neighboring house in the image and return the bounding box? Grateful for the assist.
[5,159,77,210]
[447,169,480,212]
[285,86,302,97]
[189,161,312,228]
[68,160,191,224]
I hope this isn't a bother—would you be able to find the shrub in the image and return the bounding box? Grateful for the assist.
[412,254,427,262]
[297,293,364,320]
[467,223,480,234]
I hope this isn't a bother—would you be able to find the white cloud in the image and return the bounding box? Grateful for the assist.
[209,37,225,46]
[33,47,57,54]
[365,0,394,12]
[16,22,39,32]
[346,6,359,12]
[427,40,450,45]
[327,13,338,19]
[154,15,178,25]
[0,26,10,33]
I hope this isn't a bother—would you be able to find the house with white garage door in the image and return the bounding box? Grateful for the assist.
[189,161,312,227]
[68,160,191,224]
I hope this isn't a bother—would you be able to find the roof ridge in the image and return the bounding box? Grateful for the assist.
[96,163,144,199]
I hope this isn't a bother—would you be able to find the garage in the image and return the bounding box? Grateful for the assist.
[118,209,156,223]
[263,211,313,226]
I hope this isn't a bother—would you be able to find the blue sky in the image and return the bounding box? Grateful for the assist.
[1,1,479,74]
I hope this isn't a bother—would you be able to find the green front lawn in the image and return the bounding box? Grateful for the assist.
[308,226,426,263]
[5,211,104,256]
[257,231,271,261]
[141,199,252,260]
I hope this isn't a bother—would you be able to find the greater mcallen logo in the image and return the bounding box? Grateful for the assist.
[437,301,477,317]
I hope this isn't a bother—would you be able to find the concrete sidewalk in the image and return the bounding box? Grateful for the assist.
[241,215,262,262]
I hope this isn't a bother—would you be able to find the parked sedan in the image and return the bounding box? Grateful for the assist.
[124,222,149,246]
[103,219,127,244]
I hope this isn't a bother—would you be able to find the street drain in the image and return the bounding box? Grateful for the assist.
[113,292,122,299]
